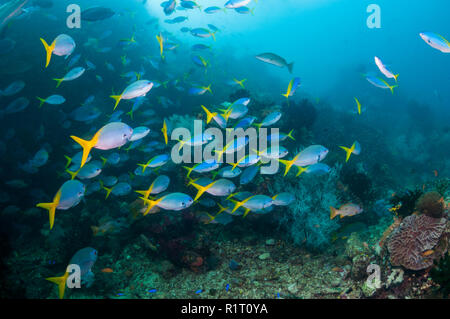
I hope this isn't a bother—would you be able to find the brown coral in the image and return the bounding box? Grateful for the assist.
[416,191,444,218]
[387,214,447,270]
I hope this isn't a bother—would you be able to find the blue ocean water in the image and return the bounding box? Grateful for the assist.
[0,0,449,299]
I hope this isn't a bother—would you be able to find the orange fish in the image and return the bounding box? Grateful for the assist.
[433,170,438,177]
[101,268,114,273]
[422,250,434,257]
[330,203,363,219]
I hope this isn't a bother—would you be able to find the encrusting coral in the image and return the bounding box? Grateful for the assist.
[387,214,447,270]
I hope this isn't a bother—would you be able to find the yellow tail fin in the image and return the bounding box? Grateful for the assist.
[279,159,294,176]
[64,155,72,169]
[214,148,225,162]
[201,105,216,124]
[70,134,98,169]
[339,146,353,162]
[177,140,186,152]
[393,74,399,82]
[330,206,338,220]
[36,97,46,108]
[103,186,112,199]
[139,197,160,216]
[53,78,64,88]
[135,189,151,199]
[286,129,295,141]
[65,168,80,180]
[389,84,398,95]
[110,94,123,110]
[40,38,55,68]
[296,166,308,177]
[46,271,69,299]
[100,156,108,166]
[229,199,243,214]
[36,189,61,230]
[183,166,194,178]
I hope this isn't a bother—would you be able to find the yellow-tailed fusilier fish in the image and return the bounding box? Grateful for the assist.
[254,111,282,128]
[46,247,97,299]
[36,180,85,229]
[339,141,361,162]
[278,145,329,176]
[365,75,398,94]
[225,0,257,9]
[40,34,76,68]
[188,177,236,201]
[282,77,301,100]
[137,154,170,173]
[272,193,295,206]
[66,161,102,180]
[226,78,247,89]
[139,192,194,213]
[156,32,164,59]
[70,122,133,169]
[110,80,154,110]
[190,28,217,41]
[229,194,273,217]
[135,175,170,200]
[201,105,227,128]
[53,67,85,88]
[183,159,220,178]
[36,95,65,107]
[374,56,399,82]
[214,136,249,161]
[420,32,450,53]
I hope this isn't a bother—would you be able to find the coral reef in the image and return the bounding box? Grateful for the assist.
[430,252,450,297]
[272,165,341,251]
[387,214,447,270]
[280,98,317,132]
[339,165,377,205]
[389,189,423,218]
